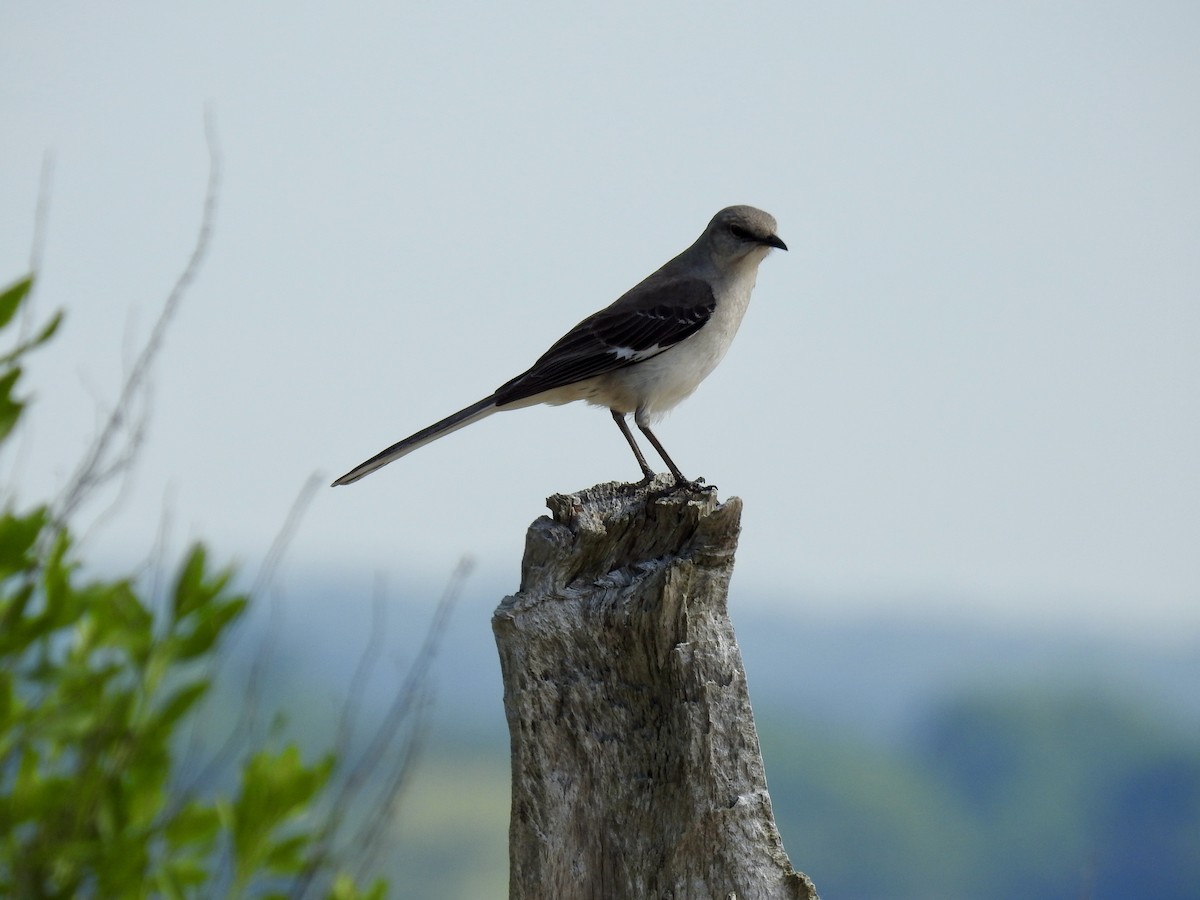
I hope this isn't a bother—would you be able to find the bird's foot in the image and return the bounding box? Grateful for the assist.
[632,470,657,488]
[614,475,655,494]
[674,475,717,493]
[622,472,715,495]
[640,474,716,495]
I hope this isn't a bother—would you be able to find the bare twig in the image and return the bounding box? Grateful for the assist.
[252,473,322,598]
[4,154,57,490]
[75,386,153,547]
[53,108,220,526]
[333,580,390,762]
[19,151,54,342]
[348,682,432,884]
[293,557,474,898]
[339,557,472,863]
[342,556,472,820]
[130,483,177,617]
[175,473,321,802]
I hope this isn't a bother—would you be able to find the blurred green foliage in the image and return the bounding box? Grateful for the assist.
[0,275,385,899]
[759,688,1200,900]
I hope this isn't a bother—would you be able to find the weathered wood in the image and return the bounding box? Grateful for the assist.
[492,476,818,900]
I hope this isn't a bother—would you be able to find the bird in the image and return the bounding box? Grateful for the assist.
[332,205,786,489]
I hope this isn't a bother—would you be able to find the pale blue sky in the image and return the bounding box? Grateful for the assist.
[2,2,1197,640]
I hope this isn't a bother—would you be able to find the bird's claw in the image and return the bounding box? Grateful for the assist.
[623,472,715,495]
[675,476,716,493]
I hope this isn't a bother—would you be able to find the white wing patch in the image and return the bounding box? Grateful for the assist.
[609,343,666,362]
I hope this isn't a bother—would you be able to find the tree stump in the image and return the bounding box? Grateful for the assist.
[492,476,818,900]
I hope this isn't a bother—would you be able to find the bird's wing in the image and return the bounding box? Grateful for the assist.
[493,275,716,405]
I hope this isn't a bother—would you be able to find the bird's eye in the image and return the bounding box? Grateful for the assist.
[728,224,754,241]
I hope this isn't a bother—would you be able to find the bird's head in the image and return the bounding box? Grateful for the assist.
[705,206,787,268]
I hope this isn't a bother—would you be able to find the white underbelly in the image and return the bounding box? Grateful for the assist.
[512,266,761,419]
[594,332,723,415]
[590,275,755,418]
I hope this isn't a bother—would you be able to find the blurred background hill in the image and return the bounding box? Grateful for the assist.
[203,572,1200,899]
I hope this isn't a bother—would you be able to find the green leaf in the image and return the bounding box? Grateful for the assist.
[0,310,63,368]
[0,275,32,330]
[30,308,62,347]
[328,874,389,900]
[158,856,210,892]
[164,800,221,851]
[126,778,166,830]
[230,747,334,885]
[0,507,47,575]
[0,671,13,724]
[149,679,210,735]
[263,832,309,873]
[171,545,210,619]
[0,368,22,444]
[174,595,247,660]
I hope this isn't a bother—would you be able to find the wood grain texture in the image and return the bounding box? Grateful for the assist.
[493,476,818,900]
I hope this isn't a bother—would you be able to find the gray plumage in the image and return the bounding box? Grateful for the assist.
[332,205,785,488]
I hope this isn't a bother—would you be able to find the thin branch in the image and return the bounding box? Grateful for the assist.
[75,383,153,546]
[132,482,177,618]
[292,581,390,899]
[53,108,221,525]
[341,556,472,816]
[175,473,320,803]
[338,557,472,857]
[294,557,474,897]
[348,683,432,884]
[4,154,57,490]
[19,151,54,341]
[333,580,390,762]
[251,473,321,598]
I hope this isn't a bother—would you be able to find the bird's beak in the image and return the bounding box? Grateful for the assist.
[763,234,788,251]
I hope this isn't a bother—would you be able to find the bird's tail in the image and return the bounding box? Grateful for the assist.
[331,396,498,486]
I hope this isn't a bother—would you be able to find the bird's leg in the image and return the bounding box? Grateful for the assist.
[636,418,715,492]
[610,410,656,483]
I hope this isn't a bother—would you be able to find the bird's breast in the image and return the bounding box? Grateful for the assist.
[597,272,758,418]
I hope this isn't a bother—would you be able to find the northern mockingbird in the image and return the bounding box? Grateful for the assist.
[332,205,786,489]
